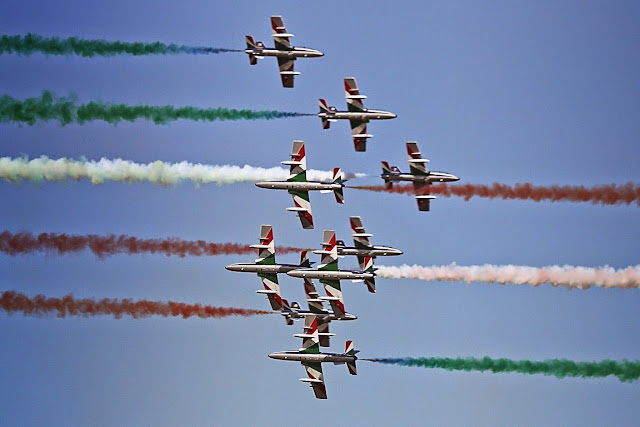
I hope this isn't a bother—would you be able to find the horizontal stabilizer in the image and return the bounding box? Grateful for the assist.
[318,333,336,337]
[416,195,437,200]
[274,33,294,38]
[408,159,430,164]
[299,378,323,383]
[280,71,301,76]
[255,290,277,295]
[281,160,304,166]
[346,95,367,99]
[319,296,340,301]
[353,133,373,138]
[287,207,310,212]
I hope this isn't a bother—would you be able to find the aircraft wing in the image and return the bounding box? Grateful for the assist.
[413,181,435,211]
[283,140,306,181]
[320,279,346,318]
[303,278,325,314]
[317,317,331,347]
[349,119,371,152]
[350,216,373,269]
[287,190,314,229]
[301,361,327,399]
[407,141,429,175]
[257,273,284,311]
[277,57,297,88]
[344,77,366,112]
[271,16,293,51]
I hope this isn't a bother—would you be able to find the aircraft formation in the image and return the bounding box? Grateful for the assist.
[229,15,459,399]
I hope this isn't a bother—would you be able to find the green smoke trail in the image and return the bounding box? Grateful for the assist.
[0,91,311,126]
[0,33,241,57]
[366,357,640,383]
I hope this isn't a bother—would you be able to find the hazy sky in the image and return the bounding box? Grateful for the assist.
[1,1,639,425]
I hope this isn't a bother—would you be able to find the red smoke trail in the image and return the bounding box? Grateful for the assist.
[351,183,640,206]
[0,291,273,319]
[0,231,306,258]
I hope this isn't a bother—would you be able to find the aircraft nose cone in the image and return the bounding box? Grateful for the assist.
[225,264,241,272]
[449,174,460,181]
[255,182,268,189]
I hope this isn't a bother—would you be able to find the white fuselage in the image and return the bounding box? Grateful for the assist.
[225,263,300,274]
[287,269,374,281]
[337,245,403,257]
[282,310,357,321]
[245,47,324,59]
[382,171,460,184]
[255,181,342,191]
[269,351,356,364]
[318,109,397,121]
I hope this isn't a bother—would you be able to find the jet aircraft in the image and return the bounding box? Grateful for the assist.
[225,225,311,311]
[224,225,356,340]
[381,141,460,211]
[245,15,323,88]
[287,230,377,293]
[278,277,356,347]
[318,77,397,152]
[337,216,403,270]
[255,140,345,230]
[268,315,358,399]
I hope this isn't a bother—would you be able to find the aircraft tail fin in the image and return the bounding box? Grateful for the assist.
[345,340,358,375]
[299,250,311,268]
[319,98,331,113]
[381,161,394,189]
[245,36,258,65]
[363,256,376,293]
[332,168,345,204]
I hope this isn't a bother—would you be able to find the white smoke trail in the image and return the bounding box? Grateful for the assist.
[376,263,640,290]
[0,156,366,186]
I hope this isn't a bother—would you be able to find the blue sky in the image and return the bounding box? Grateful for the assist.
[1,0,639,425]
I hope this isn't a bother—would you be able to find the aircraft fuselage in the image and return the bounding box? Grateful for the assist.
[225,263,300,274]
[281,310,357,321]
[245,47,324,59]
[382,171,460,184]
[269,351,356,364]
[337,245,403,257]
[255,181,343,191]
[286,269,374,281]
[318,109,397,121]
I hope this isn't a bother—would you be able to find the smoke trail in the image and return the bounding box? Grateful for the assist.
[0,231,306,258]
[365,357,640,383]
[0,33,242,57]
[0,91,312,126]
[376,264,640,289]
[0,156,365,186]
[0,291,272,319]
[352,183,640,206]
